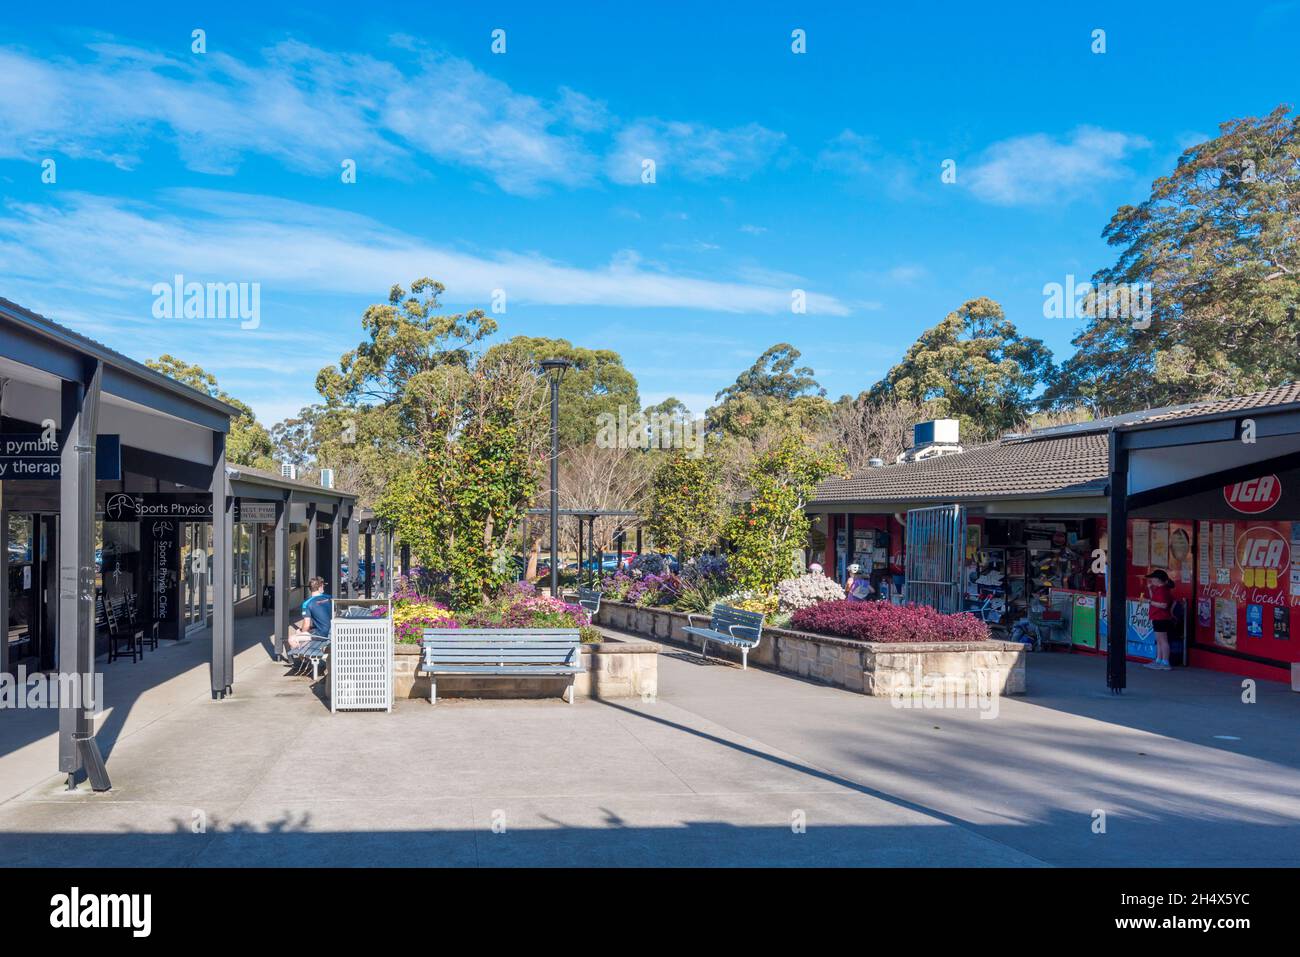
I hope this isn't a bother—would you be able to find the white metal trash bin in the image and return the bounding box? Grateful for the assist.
[329,600,393,713]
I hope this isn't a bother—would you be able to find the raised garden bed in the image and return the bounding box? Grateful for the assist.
[595,600,1025,697]
[392,632,660,701]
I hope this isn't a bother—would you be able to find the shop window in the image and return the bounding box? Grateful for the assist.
[234,523,255,602]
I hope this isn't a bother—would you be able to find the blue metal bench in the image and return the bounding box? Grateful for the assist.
[287,637,330,680]
[683,605,765,670]
[576,587,601,617]
[420,628,585,704]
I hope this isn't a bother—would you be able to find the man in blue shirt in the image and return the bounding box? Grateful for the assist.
[286,577,332,656]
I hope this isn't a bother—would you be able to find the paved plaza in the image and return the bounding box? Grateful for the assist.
[2,617,1298,867]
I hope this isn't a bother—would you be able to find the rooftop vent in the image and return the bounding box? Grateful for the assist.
[868,457,885,468]
[280,462,298,480]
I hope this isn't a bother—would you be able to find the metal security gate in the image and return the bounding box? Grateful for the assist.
[905,505,966,614]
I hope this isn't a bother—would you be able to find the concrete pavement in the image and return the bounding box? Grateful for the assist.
[1,621,1297,866]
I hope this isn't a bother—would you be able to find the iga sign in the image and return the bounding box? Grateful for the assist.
[1224,475,1281,514]
[1235,525,1290,590]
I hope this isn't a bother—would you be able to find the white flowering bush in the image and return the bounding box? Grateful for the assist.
[776,573,845,613]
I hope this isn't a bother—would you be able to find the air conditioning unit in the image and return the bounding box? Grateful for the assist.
[896,419,963,464]
[320,468,334,489]
[280,463,298,480]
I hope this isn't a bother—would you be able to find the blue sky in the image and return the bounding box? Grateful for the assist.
[1,0,1297,424]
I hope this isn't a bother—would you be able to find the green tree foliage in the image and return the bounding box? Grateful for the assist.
[714,343,825,404]
[316,278,498,446]
[724,436,845,593]
[376,349,547,609]
[646,452,727,560]
[145,354,275,469]
[868,297,1054,441]
[1050,105,1300,410]
[483,336,640,449]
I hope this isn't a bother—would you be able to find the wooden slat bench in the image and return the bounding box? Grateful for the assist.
[420,628,585,704]
[683,604,765,670]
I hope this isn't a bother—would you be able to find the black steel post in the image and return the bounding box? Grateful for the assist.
[274,496,289,659]
[577,515,584,591]
[549,376,560,598]
[347,509,359,598]
[330,505,341,597]
[364,530,373,598]
[1107,431,1128,693]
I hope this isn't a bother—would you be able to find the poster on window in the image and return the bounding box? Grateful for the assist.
[1132,520,1150,567]
[1126,598,1156,659]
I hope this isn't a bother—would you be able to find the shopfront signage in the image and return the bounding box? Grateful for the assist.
[105,493,215,522]
[238,501,277,523]
[0,433,121,481]
[1234,525,1290,589]
[1224,475,1281,514]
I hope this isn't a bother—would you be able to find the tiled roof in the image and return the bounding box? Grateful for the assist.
[811,433,1109,506]
[812,383,1300,507]
[1122,383,1300,427]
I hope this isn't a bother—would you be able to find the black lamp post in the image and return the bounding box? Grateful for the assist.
[539,358,572,597]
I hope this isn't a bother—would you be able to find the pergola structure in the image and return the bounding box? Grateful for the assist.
[525,508,643,585]
[350,507,398,597]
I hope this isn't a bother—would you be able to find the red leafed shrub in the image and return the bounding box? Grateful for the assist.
[789,600,990,643]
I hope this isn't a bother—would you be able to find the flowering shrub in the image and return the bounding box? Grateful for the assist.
[392,596,458,644]
[717,590,779,617]
[629,572,683,607]
[776,573,845,613]
[627,552,670,577]
[598,572,635,602]
[681,553,730,582]
[789,600,989,643]
[463,590,590,630]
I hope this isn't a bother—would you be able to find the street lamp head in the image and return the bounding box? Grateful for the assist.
[539,357,573,384]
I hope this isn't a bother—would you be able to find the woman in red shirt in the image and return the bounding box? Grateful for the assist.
[1144,569,1175,671]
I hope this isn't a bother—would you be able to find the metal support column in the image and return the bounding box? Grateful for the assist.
[635,525,642,557]
[591,516,600,586]
[58,363,110,790]
[0,481,8,679]
[274,495,289,659]
[347,509,359,597]
[306,503,317,584]
[1106,431,1128,693]
[577,516,584,588]
[330,505,341,597]
[210,433,234,698]
[364,529,373,598]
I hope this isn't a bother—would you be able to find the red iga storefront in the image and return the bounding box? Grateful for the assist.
[1127,470,1299,683]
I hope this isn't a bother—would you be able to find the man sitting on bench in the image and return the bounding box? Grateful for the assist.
[286,577,332,655]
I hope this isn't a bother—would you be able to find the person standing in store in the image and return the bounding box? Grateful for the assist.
[1143,569,1175,671]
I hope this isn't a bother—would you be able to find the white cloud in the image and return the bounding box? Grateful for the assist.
[815,130,920,198]
[0,38,792,196]
[0,189,850,316]
[963,127,1151,206]
[606,119,785,184]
